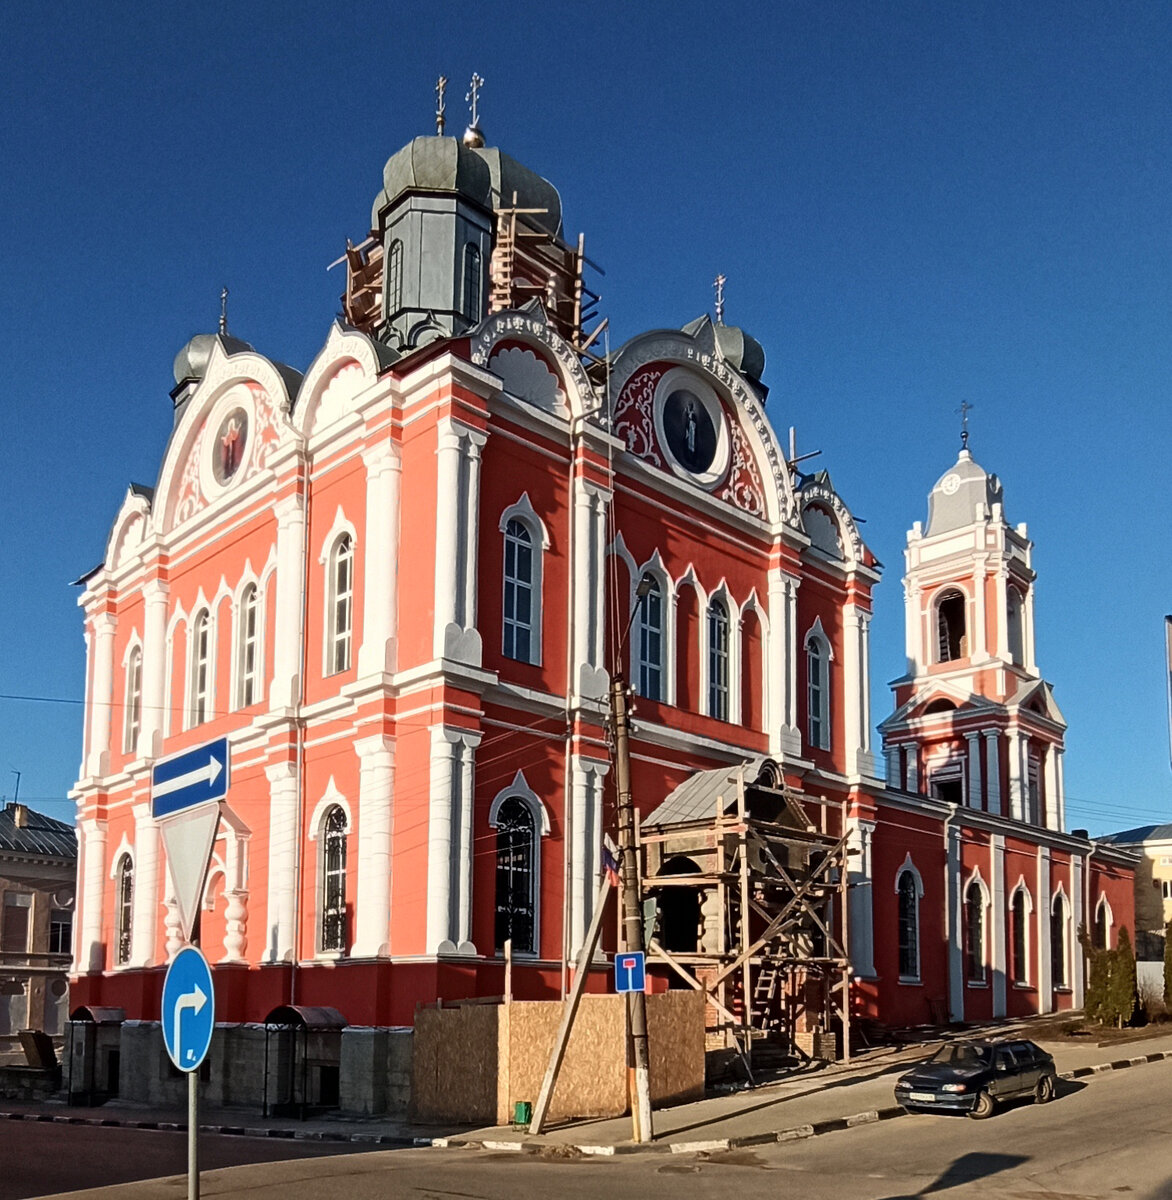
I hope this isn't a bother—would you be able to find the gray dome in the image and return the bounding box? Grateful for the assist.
[925,449,1004,535]
[714,323,766,382]
[371,136,493,226]
[173,333,254,385]
[371,136,563,237]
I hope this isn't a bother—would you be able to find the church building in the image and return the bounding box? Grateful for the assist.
[68,95,1133,1081]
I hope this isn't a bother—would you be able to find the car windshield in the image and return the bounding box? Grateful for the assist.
[929,1043,990,1066]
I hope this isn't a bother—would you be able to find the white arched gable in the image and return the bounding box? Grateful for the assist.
[606,533,639,591]
[964,866,991,906]
[1008,876,1034,913]
[470,311,596,421]
[488,770,552,836]
[606,326,797,527]
[109,834,135,877]
[490,345,569,419]
[1095,893,1114,938]
[799,484,867,568]
[804,615,834,658]
[308,779,352,841]
[318,507,358,565]
[1051,881,1069,911]
[498,492,551,548]
[296,323,386,437]
[156,341,298,534]
[121,630,144,668]
[895,853,925,897]
[105,488,153,571]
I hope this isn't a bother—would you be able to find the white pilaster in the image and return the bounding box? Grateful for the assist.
[846,817,876,978]
[972,558,988,659]
[130,803,159,967]
[352,735,395,957]
[906,746,919,794]
[87,612,117,777]
[433,424,462,652]
[271,494,306,710]
[1036,846,1052,1012]
[140,579,169,758]
[1053,747,1066,831]
[569,758,609,955]
[965,732,983,809]
[461,431,486,641]
[767,569,801,756]
[1071,852,1085,1008]
[885,746,901,787]
[990,834,1006,1017]
[263,762,299,962]
[1006,729,1026,821]
[357,444,401,677]
[984,730,1002,815]
[904,581,921,675]
[455,733,480,952]
[78,819,107,973]
[843,603,864,776]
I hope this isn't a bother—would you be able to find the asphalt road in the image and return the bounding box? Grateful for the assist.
[17,1059,1172,1199]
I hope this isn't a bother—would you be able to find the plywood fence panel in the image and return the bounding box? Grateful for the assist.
[411,1004,500,1124]
[647,989,706,1106]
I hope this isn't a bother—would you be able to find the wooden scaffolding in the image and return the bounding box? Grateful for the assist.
[639,758,853,1073]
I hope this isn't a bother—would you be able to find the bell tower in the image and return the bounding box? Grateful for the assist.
[879,444,1066,828]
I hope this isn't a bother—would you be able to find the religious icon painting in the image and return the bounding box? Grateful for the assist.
[213,408,249,485]
[661,386,718,475]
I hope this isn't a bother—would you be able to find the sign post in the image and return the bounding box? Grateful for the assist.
[153,737,228,1200]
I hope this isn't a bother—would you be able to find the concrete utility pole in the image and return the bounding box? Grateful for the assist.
[611,671,654,1142]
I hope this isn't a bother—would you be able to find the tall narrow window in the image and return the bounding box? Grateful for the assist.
[387,239,404,312]
[965,881,986,983]
[463,243,482,324]
[328,536,354,675]
[1050,896,1067,988]
[1093,898,1110,950]
[936,589,967,662]
[636,577,663,701]
[897,870,919,979]
[707,599,729,721]
[494,797,536,954]
[1,894,30,953]
[502,519,534,662]
[320,806,347,953]
[124,646,142,754]
[806,634,830,751]
[1006,586,1025,665]
[1027,756,1041,824]
[1011,889,1029,983]
[190,610,211,726]
[49,910,72,956]
[236,584,259,708]
[116,855,133,966]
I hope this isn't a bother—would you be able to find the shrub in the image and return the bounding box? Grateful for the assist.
[1109,927,1139,1028]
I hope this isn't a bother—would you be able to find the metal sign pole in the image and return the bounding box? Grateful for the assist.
[189,913,201,1200]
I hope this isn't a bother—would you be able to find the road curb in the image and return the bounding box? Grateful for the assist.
[3,1049,1168,1155]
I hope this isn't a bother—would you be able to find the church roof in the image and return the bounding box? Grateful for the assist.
[642,758,770,827]
[925,448,1004,536]
[1101,823,1172,845]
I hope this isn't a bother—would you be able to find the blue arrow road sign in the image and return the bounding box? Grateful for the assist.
[162,946,215,1072]
[615,951,646,994]
[152,738,229,819]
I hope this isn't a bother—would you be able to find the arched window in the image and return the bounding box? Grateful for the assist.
[936,589,967,662]
[965,880,986,983]
[463,243,482,324]
[636,576,663,701]
[806,632,830,751]
[707,598,729,721]
[387,239,404,312]
[1093,896,1111,950]
[320,806,348,953]
[1051,894,1068,988]
[897,870,920,979]
[124,646,142,755]
[494,797,536,954]
[1007,585,1025,666]
[1011,888,1029,983]
[502,519,534,663]
[236,584,260,708]
[116,855,133,966]
[190,610,211,726]
[328,535,354,675]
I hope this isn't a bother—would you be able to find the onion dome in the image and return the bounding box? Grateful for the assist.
[371,136,493,228]
[713,322,766,383]
[172,332,253,386]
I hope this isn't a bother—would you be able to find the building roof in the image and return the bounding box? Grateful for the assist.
[0,803,77,860]
[642,757,770,828]
[1100,824,1172,845]
[925,448,1005,536]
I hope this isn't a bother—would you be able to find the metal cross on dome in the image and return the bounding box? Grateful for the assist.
[436,75,447,135]
[219,287,229,336]
[714,273,726,325]
[957,400,973,450]
[467,73,484,127]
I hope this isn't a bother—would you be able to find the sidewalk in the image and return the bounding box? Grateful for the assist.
[6,1022,1172,1157]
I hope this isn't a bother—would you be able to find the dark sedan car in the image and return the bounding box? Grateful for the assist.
[894,1038,1057,1118]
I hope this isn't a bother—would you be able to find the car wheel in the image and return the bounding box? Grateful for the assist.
[1035,1073,1055,1104]
[969,1090,996,1120]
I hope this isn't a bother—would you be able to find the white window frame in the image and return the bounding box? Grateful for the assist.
[1008,879,1033,986]
[114,853,134,967]
[235,582,261,709]
[707,596,730,721]
[1050,887,1070,989]
[188,608,212,728]
[635,574,666,702]
[895,854,924,983]
[805,617,833,752]
[123,642,143,755]
[488,772,551,958]
[327,534,354,676]
[499,495,549,667]
[317,803,349,956]
[963,871,990,986]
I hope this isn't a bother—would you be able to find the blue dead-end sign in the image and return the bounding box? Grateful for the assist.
[162,946,215,1072]
[152,738,229,819]
[615,950,646,994]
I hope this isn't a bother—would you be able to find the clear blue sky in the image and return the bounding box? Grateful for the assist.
[2,1,1169,836]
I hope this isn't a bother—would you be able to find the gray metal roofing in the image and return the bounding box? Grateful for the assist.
[0,803,77,859]
[642,757,768,828]
[1101,824,1172,845]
